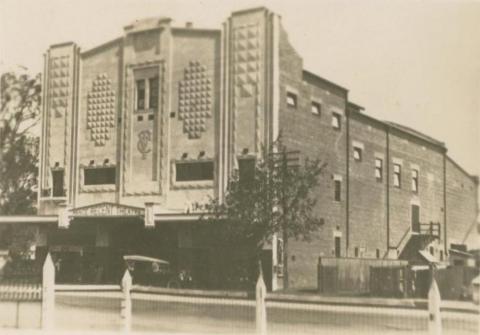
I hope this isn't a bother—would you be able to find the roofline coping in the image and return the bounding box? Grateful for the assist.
[81,37,123,57]
[171,27,221,34]
[50,41,76,49]
[302,70,349,95]
[446,155,479,184]
[231,6,269,16]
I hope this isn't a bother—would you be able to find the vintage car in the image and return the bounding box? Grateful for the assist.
[123,255,193,288]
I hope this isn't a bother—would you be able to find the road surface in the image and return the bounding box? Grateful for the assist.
[47,292,480,334]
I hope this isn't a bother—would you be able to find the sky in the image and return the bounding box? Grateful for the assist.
[1,0,479,177]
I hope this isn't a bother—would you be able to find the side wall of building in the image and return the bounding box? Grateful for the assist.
[347,112,388,258]
[446,157,479,249]
[277,24,348,288]
[387,129,446,257]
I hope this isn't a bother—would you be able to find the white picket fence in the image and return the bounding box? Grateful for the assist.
[36,253,451,334]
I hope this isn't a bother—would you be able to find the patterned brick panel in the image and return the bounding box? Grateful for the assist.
[86,74,116,146]
[178,61,212,139]
[233,24,260,98]
[49,56,70,118]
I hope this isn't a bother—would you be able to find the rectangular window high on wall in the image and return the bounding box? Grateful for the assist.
[176,161,214,182]
[332,112,341,130]
[393,163,401,188]
[136,80,145,110]
[353,147,362,161]
[412,169,419,193]
[149,77,159,109]
[52,169,65,197]
[286,92,297,108]
[375,158,383,181]
[84,167,116,185]
[311,101,321,116]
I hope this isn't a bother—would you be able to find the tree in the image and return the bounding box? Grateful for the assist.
[0,70,41,215]
[0,70,41,260]
[202,138,326,289]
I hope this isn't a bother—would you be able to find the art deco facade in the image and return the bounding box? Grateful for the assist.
[2,7,478,289]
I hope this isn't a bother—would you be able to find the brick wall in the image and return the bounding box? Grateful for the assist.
[446,157,479,248]
[388,128,445,258]
[348,112,388,258]
[278,25,348,288]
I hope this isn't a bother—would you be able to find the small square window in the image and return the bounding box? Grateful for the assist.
[311,101,321,116]
[332,112,341,129]
[137,115,143,121]
[353,147,362,161]
[148,114,154,121]
[286,92,297,108]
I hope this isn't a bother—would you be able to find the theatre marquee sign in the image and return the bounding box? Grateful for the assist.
[72,202,145,217]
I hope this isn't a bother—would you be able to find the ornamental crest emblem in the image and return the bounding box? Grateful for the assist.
[137,129,152,159]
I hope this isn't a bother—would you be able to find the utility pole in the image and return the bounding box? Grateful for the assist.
[270,146,299,289]
[281,147,289,289]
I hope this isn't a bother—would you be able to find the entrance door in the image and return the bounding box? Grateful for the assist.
[411,204,420,233]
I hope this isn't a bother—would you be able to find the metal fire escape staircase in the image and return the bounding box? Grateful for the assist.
[387,222,441,260]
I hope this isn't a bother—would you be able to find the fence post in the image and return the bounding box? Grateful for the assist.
[256,262,267,335]
[121,270,132,333]
[42,253,55,330]
[428,267,442,335]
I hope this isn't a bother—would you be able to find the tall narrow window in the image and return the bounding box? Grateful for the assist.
[412,169,419,193]
[411,204,420,232]
[354,247,359,257]
[393,163,401,188]
[376,249,380,259]
[52,169,65,197]
[332,112,341,130]
[334,237,341,258]
[136,80,145,110]
[238,157,256,185]
[375,158,383,181]
[149,77,159,109]
[334,179,341,201]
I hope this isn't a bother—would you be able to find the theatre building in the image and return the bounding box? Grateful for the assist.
[0,7,478,289]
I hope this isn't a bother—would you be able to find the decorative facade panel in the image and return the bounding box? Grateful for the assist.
[86,74,116,146]
[178,61,212,139]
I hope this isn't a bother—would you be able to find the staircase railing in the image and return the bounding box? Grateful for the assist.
[386,222,441,259]
[417,222,441,238]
